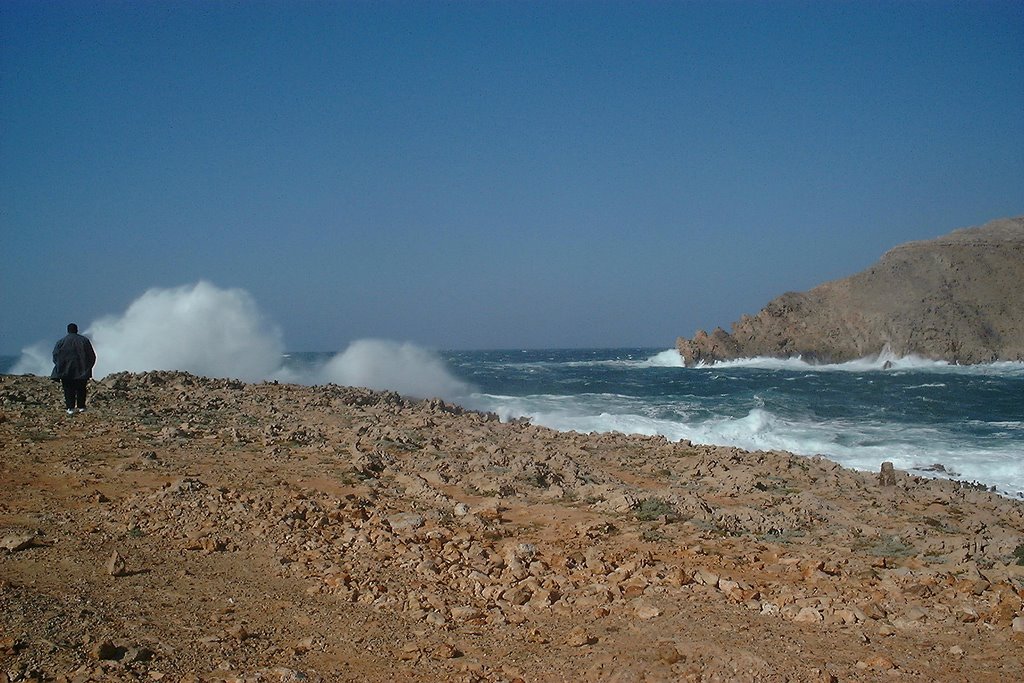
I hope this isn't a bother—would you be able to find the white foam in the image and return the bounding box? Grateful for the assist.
[92,281,286,381]
[700,346,1024,376]
[314,339,471,401]
[10,281,471,400]
[474,394,1024,497]
[637,349,685,368]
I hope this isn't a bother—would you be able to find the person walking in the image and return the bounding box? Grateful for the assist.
[51,323,97,415]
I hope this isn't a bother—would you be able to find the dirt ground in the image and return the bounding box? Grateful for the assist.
[2,372,1023,682]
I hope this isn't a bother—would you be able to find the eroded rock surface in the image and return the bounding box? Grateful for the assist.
[677,216,1024,365]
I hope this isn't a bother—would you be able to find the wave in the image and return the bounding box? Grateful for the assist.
[697,347,1024,376]
[467,393,1024,497]
[637,349,686,368]
[9,281,472,401]
[467,349,685,374]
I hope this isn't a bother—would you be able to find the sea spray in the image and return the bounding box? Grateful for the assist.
[8,281,471,400]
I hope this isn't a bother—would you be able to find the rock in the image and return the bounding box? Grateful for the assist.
[860,602,887,620]
[227,624,251,640]
[502,585,532,606]
[676,216,1024,365]
[450,606,483,621]
[864,654,896,671]
[693,568,720,588]
[793,607,823,624]
[1012,616,1024,634]
[565,626,593,647]
[511,543,537,562]
[431,643,460,660]
[634,602,661,620]
[878,462,897,487]
[0,533,35,553]
[106,550,127,577]
[386,513,425,533]
[902,606,927,622]
[657,641,682,664]
[814,671,839,683]
[425,610,447,626]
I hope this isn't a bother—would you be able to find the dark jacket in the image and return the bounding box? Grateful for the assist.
[51,333,97,380]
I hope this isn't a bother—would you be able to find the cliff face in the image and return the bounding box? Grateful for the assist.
[677,216,1024,365]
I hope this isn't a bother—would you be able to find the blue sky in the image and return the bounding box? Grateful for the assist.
[2,1,1022,353]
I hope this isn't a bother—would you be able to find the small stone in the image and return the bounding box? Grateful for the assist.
[0,533,35,553]
[432,643,460,660]
[833,609,859,625]
[902,606,927,622]
[387,513,425,533]
[1012,616,1024,633]
[273,669,309,683]
[565,626,593,647]
[860,602,887,620]
[657,642,682,664]
[793,607,823,624]
[227,624,251,640]
[425,610,447,626]
[865,654,896,671]
[693,568,720,588]
[502,585,532,606]
[106,550,127,577]
[948,645,965,657]
[526,627,548,644]
[513,543,537,561]
[450,606,483,621]
[634,602,661,620]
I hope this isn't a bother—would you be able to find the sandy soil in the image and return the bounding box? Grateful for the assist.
[2,372,1022,682]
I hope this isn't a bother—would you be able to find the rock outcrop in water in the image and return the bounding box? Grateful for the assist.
[677,216,1024,365]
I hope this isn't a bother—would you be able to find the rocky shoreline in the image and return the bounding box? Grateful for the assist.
[677,216,1024,366]
[2,372,1023,681]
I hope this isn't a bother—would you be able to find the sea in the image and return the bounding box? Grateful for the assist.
[4,348,1022,498]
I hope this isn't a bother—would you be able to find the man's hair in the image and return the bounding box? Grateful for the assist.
[67,323,78,334]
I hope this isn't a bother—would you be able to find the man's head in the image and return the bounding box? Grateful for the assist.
[67,323,78,334]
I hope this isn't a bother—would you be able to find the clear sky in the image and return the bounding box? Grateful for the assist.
[2,0,1022,354]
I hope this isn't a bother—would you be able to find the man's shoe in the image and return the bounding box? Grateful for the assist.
[66,409,75,415]
[77,408,86,413]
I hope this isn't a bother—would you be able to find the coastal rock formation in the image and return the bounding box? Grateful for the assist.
[2,372,1023,681]
[677,216,1024,365]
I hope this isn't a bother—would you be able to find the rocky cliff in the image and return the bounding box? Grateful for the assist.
[677,216,1024,365]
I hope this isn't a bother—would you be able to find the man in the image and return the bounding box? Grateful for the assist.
[51,323,97,415]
